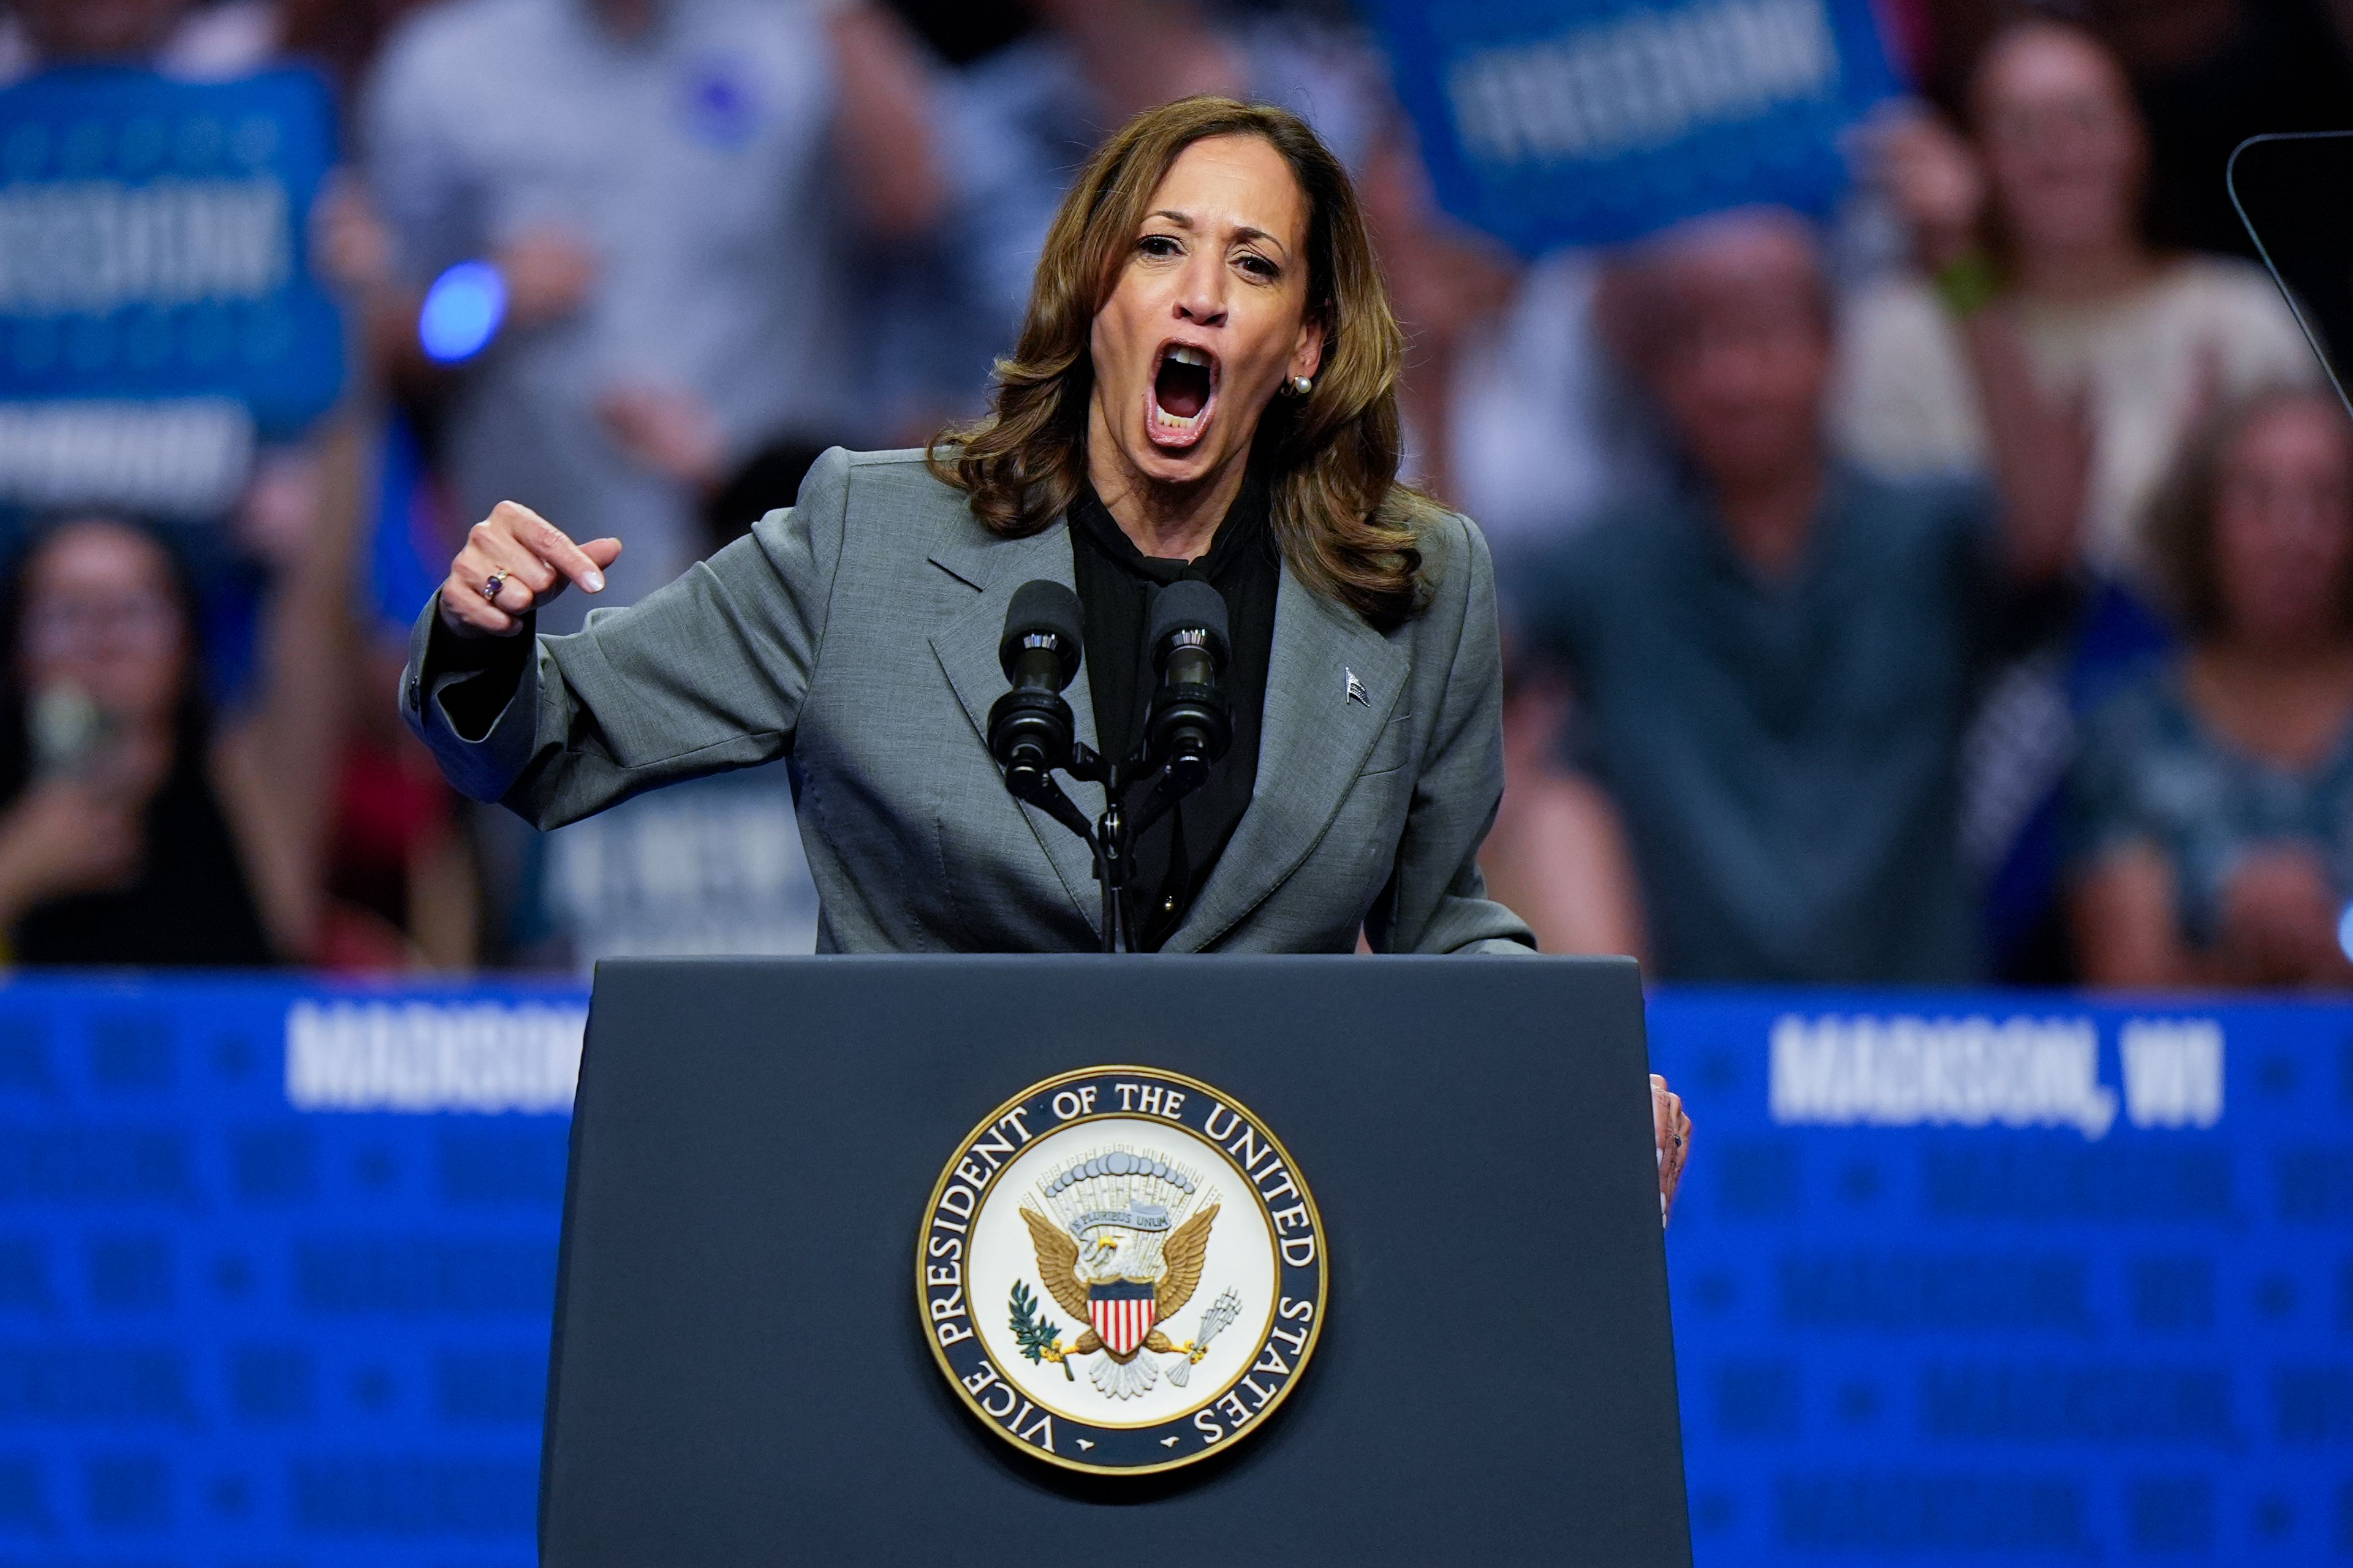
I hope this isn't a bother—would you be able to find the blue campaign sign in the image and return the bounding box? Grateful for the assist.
[0,66,347,515]
[1368,0,1906,252]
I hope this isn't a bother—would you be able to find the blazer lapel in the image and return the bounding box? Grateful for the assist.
[928,523,1108,937]
[1165,566,1407,951]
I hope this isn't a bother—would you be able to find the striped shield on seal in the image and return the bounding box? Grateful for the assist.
[1088,1279,1157,1356]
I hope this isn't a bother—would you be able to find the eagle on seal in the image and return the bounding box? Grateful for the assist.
[1021,1202,1220,1399]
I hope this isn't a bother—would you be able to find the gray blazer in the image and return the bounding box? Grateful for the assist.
[403,447,1533,955]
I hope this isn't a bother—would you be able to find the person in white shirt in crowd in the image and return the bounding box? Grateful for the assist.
[357,0,942,968]
[359,0,945,625]
[1828,17,2321,978]
[1835,17,2315,577]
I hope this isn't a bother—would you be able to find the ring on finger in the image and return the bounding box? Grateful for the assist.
[481,569,507,602]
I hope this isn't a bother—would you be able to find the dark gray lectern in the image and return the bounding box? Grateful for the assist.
[540,955,1690,1565]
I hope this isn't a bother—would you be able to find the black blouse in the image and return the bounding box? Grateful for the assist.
[1067,466,1278,950]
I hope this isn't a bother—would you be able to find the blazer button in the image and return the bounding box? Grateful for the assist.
[405,676,421,714]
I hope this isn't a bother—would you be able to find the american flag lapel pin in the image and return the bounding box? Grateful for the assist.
[1344,667,1369,706]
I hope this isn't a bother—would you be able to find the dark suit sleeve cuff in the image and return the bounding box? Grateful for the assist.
[401,599,541,801]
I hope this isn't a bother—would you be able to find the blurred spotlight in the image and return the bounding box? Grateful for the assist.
[2336,901,2353,964]
[419,261,507,363]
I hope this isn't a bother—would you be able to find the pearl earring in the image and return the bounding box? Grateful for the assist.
[1289,376,1314,397]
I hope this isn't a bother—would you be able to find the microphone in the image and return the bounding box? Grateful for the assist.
[1145,580,1232,795]
[988,580,1085,798]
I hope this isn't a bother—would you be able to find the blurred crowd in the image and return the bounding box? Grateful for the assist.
[5,0,2353,989]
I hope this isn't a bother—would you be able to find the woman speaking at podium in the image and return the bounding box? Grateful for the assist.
[404,94,1694,1200]
[406,94,1542,960]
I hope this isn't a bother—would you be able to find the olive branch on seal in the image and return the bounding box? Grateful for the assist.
[1008,1281,1072,1379]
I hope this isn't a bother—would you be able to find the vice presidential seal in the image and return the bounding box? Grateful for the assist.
[918,1066,1327,1475]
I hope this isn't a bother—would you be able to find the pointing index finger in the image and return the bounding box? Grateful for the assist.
[510,504,607,594]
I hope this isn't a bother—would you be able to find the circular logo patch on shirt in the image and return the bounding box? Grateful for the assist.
[918,1066,1327,1475]
[676,52,760,149]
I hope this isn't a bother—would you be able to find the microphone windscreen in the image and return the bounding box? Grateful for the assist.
[1148,580,1230,669]
[999,579,1085,682]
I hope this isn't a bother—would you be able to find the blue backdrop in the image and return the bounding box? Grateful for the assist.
[1367,0,1905,251]
[0,977,2343,1562]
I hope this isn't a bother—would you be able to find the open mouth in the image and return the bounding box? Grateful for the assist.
[1146,342,1218,450]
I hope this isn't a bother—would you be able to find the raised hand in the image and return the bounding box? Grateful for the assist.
[437,501,622,638]
[1869,105,1988,274]
[595,384,727,489]
[492,225,599,327]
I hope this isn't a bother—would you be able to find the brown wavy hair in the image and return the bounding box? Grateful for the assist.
[928,96,1436,631]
